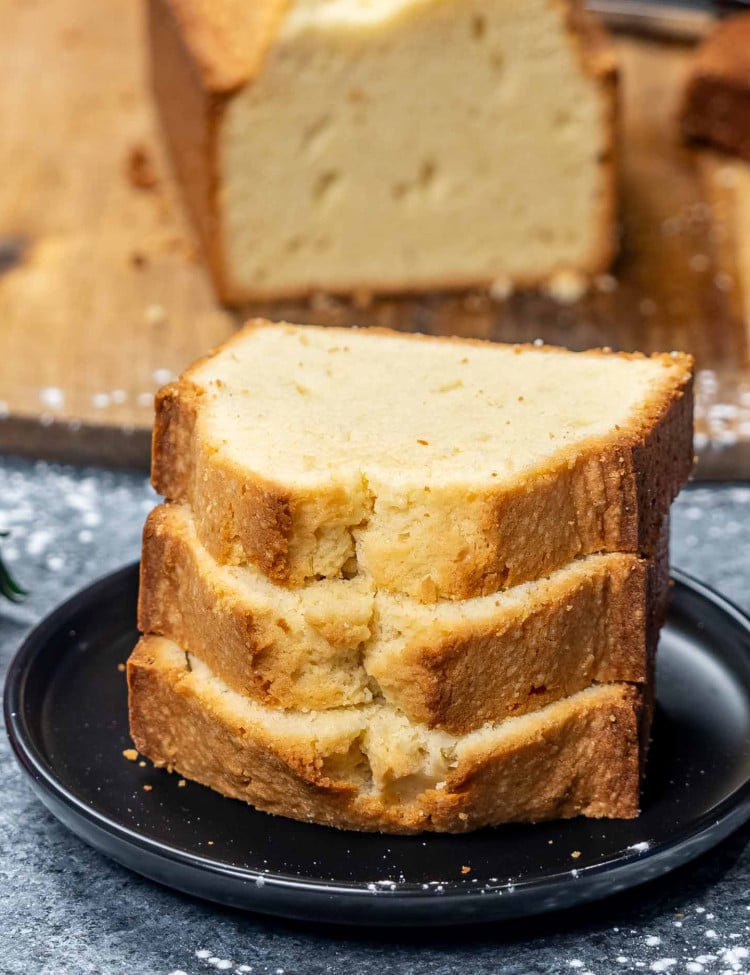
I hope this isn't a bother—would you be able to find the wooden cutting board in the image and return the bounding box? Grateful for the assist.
[1,0,749,474]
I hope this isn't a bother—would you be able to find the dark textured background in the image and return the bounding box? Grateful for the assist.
[2,457,750,975]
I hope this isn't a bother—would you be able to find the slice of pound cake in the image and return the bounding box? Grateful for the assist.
[128,636,646,833]
[148,0,618,301]
[140,503,667,732]
[153,321,693,601]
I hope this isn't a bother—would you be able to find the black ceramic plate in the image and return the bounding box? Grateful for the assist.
[5,565,750,926]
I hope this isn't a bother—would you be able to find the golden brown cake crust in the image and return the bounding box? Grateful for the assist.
[373,535,668,734]
[127,636,644,833]
[680,13,750,161]
[152,322,693,602]
[156,0,291,93]
[138,503,372,712]
[148,0,619,302]
[139,503,668,732]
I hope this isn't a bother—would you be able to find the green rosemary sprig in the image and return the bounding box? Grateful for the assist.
[0,531,27,602]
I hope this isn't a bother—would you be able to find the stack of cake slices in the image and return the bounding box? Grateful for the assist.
[128,322,693,834]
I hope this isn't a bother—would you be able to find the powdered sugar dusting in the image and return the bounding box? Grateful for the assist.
[628,841,651,853]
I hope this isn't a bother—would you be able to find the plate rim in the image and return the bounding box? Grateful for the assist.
[5,564,750,917]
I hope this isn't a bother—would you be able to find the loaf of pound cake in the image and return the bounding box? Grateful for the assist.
[148,0,618,301]
[129,321,694,832]
[681,13,750,161]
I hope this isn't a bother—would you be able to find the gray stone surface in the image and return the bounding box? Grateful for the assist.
[2,456,750,975]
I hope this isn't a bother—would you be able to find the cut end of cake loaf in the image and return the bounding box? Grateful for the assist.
[152,321,693,601]
[128,635,645,833]
[149,0,617,301]
[140,502,666,733]
[681,13,750,160]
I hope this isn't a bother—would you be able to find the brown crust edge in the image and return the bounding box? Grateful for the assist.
[679,13,750,160]
[127,636,645,833]
[137,503,372,712]
[379,539,668,733]
[148,0,230,294]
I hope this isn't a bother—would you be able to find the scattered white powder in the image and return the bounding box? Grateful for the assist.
[25,529,54,556]
[545,269,587,304]
[715,429,739,447]
[686,965,703,974]
[568,962,584,969]
[721,946,750,969]
[649,961,676,973]
[38,387,65,409]
[152,367,174,385]
[195,950,211,959]
[628,842,650,853]
[645,936,661,947]
[595,273,617,293]
[693,432,709,451]
[714,166,738,188]
[708,404,739,421]
[715,271,734,292]
[705,929,717,938]
[489,274,513,301]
